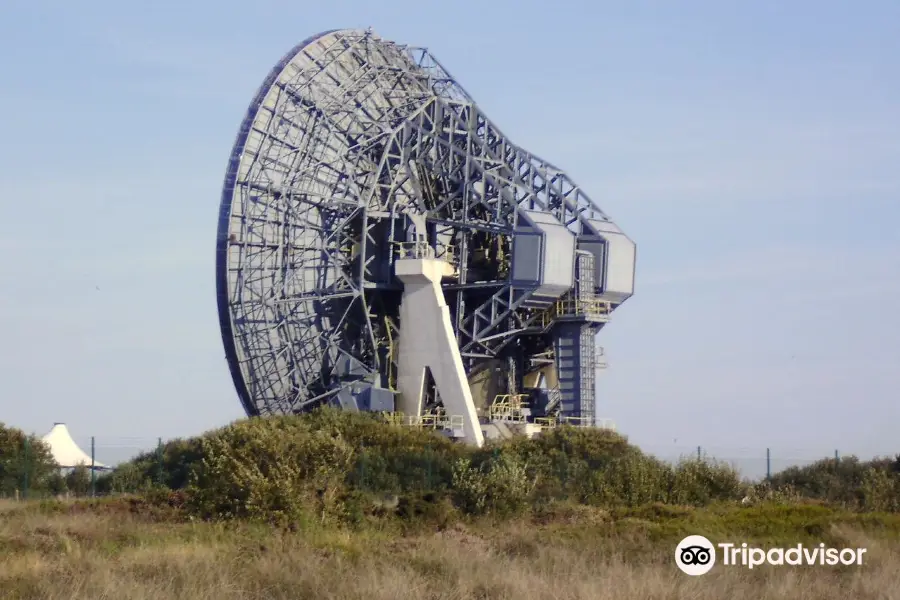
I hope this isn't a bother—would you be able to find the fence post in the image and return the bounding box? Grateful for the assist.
[766,448,771,481]
[23,436,30,500]
[156,438,164,486]
[90,436,96,498]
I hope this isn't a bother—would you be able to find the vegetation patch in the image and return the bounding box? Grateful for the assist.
[42,409,896,528]
[5,411,900,534]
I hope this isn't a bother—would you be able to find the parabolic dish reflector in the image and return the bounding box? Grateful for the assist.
[216,29,636,431]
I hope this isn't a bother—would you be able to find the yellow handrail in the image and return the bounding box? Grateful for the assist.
[381,411,406,426]
[391,241,457,262]
[534,416,557,428]
[558,416,592,427]
[381,410,464,432]
[392,241,435,260]
[488,394,528,423]
[537,294,613,328]
[384,316,397,391]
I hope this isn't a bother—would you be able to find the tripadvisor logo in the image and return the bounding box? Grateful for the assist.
[675,535,867,575]
[675,535,716,575]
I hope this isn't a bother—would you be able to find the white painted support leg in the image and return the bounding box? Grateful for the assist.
[395,257,485,447]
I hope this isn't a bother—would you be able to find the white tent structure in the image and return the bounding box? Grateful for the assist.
[41,423,109,470]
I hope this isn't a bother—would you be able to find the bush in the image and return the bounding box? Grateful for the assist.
[100,410,468,524]
[102,408,900,526]
[668,458,745,505]
[486,426,744,508]
[95,461,155,494]
[451,453,532,516]
[65,465,92,497]
[0,422,58,497]
[859,468,900,512]
[768,455,900,510]
[96,437,204,494]
[47,471,67,496]
[588,452,672,506]
[186,417,355,525]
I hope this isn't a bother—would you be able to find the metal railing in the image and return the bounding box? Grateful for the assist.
[384,316,397,391]
[534,417,557,428]
[412,413,465,430]
[381,411,406,426]
[545,386,562,412]
[380,411,464,431]
[533,416,617,431]
[559,416,591,428]
[488,394,528,423]
[382,408,614,433]
[392,241,456,262]
[537,295,613,328]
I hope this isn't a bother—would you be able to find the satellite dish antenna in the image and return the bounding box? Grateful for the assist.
[216,29,636,446]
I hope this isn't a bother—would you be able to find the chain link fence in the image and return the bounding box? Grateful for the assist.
[0,436,164,500]
[642,444,858,481]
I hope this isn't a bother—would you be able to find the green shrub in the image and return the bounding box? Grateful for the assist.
[46,471,67,496]
[65,465,91,497]
[95,461,155,494]
[859,468,900,512]
[396,491,459,528]
[98,407,899,526]
[592,452,673,506]
[451,453,532,516]
[0,422,58,497]
[769,455,900,510]
[668,458,745,505]
[95,436,204,494]
[485,427,744,508]
[185,417,355,525]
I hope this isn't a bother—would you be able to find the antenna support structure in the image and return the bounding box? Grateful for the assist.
[216,29,636,446]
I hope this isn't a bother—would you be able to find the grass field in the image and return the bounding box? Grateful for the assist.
[2,497,899,600]
[4,415,900,598]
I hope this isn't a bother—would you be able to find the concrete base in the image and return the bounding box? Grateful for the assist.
[395,257,485,447]
[482,421,544,441]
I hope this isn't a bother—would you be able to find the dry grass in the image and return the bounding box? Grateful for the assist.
[1,499,900,599]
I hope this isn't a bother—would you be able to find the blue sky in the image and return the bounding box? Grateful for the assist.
[1,0,897,475]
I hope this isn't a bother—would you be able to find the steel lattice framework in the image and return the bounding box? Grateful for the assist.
[217,28,634,419]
